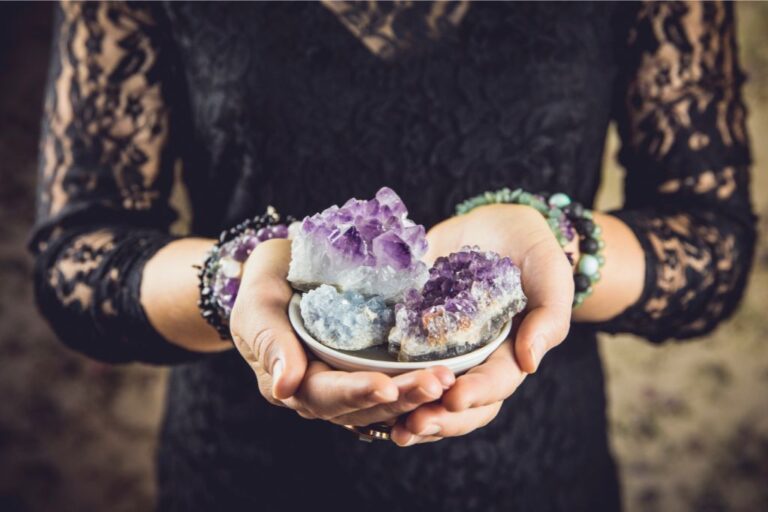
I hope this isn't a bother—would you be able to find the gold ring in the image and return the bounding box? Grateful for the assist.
[342,423,392,442]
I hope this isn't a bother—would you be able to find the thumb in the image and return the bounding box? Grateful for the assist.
[250,305,308,400]
[514,304,571,374]
[231,286,308,401]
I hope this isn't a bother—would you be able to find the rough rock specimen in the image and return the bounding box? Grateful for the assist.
[287,187,428,302]
[300,285,394,351]
[388,247,527,361]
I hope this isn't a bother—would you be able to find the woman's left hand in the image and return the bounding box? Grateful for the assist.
[391,203,574,446]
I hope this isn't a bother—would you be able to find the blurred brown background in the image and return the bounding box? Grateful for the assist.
[0,3,766,512]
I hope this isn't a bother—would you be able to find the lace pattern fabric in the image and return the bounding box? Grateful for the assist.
[605,0,756,341]
[30,1,756,363]
[32,2,194,363]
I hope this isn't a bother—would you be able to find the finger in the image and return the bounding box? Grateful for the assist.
[441,341,526,412]
[515,240,573,373]
[514,303,571,374]
[390,434,443,447]
[331,367,453,426]
[231,240,308,400]
[392,401,503,445]
[232,292,308,400]
[291,361,399,420]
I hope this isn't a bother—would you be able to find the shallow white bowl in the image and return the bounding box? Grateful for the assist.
[288,293,512,375]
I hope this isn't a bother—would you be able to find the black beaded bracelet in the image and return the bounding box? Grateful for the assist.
[197,207,294,340]
[559,201,605,307]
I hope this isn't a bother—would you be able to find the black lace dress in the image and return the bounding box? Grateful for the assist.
[31,2,756,511]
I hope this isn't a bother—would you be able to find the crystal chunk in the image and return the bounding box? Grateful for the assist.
[388,247,527,361]
[287,187,428,302]
[300,285,394,351]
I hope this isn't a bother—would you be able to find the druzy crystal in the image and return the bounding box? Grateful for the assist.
[300,285,394,351]
[388,247,527,362]
[287,187,429,302]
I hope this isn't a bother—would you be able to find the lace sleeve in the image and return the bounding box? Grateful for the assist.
[600,1,757,342]
[30,1,199,364]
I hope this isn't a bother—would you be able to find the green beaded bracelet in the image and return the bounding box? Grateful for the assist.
[455,188,575,248]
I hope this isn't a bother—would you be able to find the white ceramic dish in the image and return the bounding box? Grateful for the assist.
[288,293,512,375]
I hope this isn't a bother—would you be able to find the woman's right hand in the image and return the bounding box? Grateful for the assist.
[229,238,455,427]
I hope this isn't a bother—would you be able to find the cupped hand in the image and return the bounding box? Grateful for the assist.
[392,204,574,446]
[229,238,454,427]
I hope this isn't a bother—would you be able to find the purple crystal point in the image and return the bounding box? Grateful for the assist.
[388,246,527,361]
[375,186,408,217]
[288,187,429,301]
[372,232,412,270]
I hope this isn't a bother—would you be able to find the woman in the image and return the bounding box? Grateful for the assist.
[31,1,755,511]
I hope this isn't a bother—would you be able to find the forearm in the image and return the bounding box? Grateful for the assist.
[141,238,231,353]
[570,212,645,323]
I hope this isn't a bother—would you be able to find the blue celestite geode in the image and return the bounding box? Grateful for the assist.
[287,187,428,302]
[299,285,394,351]
[388,246,527,361]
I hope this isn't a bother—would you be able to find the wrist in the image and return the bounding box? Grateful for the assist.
[198,209,294,340]
[141,237,232,353]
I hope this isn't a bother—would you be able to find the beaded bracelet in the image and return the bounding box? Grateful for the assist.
[198,207,293,340]
[455,188,575,248]
[556,197,605,307]
[454,188,605,308]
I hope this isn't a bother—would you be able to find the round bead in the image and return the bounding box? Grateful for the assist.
[575,219,595,236]
[597,254,606,267]
[567,202,584,218]
[593,225,602,236]
[574,273,591,292]
[578,254,600,276]
[219,257,243,279]
[579,237,600,254]
[548,193,571,208]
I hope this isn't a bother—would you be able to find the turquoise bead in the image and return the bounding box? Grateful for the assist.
[548,193,571,208]
[578,254,600,276]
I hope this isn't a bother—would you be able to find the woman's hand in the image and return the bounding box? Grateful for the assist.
[229,238,455,427]
[391,204,574,446]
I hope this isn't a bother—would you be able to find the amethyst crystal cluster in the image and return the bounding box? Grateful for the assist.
[290,188,527,360]
[288,187,428,301]
[388,247,527,361]
[212,223,289,317]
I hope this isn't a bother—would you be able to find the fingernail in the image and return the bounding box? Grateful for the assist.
[271,358,284,398]
[417,424,441,436]
[369,387,398,403]
[437,371,455,389]
[530,336,547,372]
[399,434,418,447]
